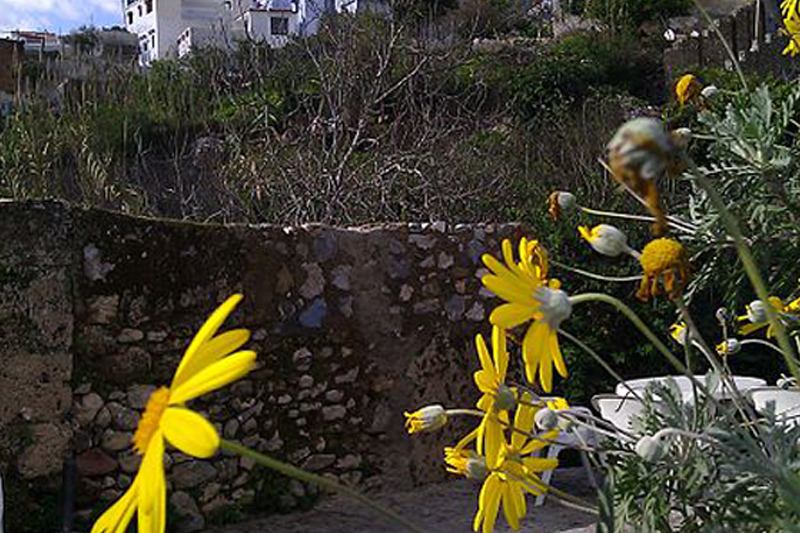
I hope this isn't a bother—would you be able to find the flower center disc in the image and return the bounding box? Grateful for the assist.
[133,387,171,455]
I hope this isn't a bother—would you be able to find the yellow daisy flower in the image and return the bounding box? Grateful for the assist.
[404,405,448,434]
[782,0,800,55]
[474,326,515,468]
[444,447,488,480]
[738,296,800,337]
[91,295,257,533]
[473,397,559,533]
[782,15,800,56]
[578,224,629,257]
[670,322,687,345]
[637,238,691,301]
[481,239,571,392]
[782,0,800,18]
[675,74,702,107]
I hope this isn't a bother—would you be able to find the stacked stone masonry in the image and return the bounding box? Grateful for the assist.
[0,200,525,530]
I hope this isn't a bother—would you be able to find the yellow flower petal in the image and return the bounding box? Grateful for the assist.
[172,295,243,387]
[490,303,536,329]
[520,429,560,455]
[491,326,508,380]
[482,275,536,305]
[137,431,166,533]
[475,334,494,376]
[550,330,568,378]
[502,482,521,530]
[477,394,494,412]
[170,351,257,404]
[511,403,535,449]
[480,474,503,533]
[91,479,139,533]
[172,329,250,389]
[522,457,559,472]
[522,322,546,386]
[162,407,220,458]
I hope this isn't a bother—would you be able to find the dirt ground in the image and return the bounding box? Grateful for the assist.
[204,468,597,533]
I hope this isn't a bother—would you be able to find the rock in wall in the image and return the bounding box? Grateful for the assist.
[0,200,526,530]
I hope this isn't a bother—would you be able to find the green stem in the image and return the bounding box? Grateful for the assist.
[578,206,698,234]
[688,163,800,384]
[569,293,718,403]
[552,260,643,283]
[220,440,432,533]
[559,329,644,402]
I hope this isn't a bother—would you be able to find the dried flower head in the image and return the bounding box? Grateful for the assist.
[547,191,577,221]
[607,118,683,236]
[637,238,691,301]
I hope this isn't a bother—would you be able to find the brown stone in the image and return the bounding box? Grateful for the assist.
[17,422,73,479]
[77,448,118,477]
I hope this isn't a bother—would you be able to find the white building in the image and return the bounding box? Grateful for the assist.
[124,0,388,65]
[124,0,232,65]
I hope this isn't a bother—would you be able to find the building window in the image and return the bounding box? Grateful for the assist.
[270,17,289,35]
[138,5,143,16]
[128,11,133,24]
[146,0,153,13]
[152,35,156,47]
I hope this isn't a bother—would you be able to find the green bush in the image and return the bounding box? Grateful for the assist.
[584,0,692,32]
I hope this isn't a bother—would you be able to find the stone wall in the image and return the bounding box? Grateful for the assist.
[0,200,523,530]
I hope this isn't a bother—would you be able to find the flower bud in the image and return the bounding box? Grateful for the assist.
[548,191,577,221]
[670,322,687,345]
[404,405,448,434]
[534,287,572,329]
[715,307,730,324]
[535,408,560,431]
[700,85,719,99]
[636,435,667,463]
[746,300,769,323]
[578,224,629,257]
[716,338,741,355]
[670,128,692,151]
[494,384,517,411]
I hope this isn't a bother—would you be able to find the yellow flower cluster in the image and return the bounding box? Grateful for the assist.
[782,0,800,56]
[406,238,575,533]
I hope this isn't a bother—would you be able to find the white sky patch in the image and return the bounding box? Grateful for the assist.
[0,1,122,32]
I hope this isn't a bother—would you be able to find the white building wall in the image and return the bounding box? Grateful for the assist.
[242,9,298,47]
[125,0,227,65]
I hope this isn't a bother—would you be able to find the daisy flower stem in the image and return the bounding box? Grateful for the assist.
[560,413,637,443]
[676,296,759,426]
[551,260,644,283]
[506,472,600,515]
[578,206,698,235]
[688,162,800,385]
[220,440,433,533]
[559,329,644,403]
[568,293,721,407]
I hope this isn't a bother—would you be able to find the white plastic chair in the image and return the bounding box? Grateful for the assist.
[748,387,800,427]
[592,394,646,433]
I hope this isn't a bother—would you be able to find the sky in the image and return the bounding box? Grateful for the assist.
[0,0,123,34]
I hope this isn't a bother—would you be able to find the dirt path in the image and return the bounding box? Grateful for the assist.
[204,468,597,533]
